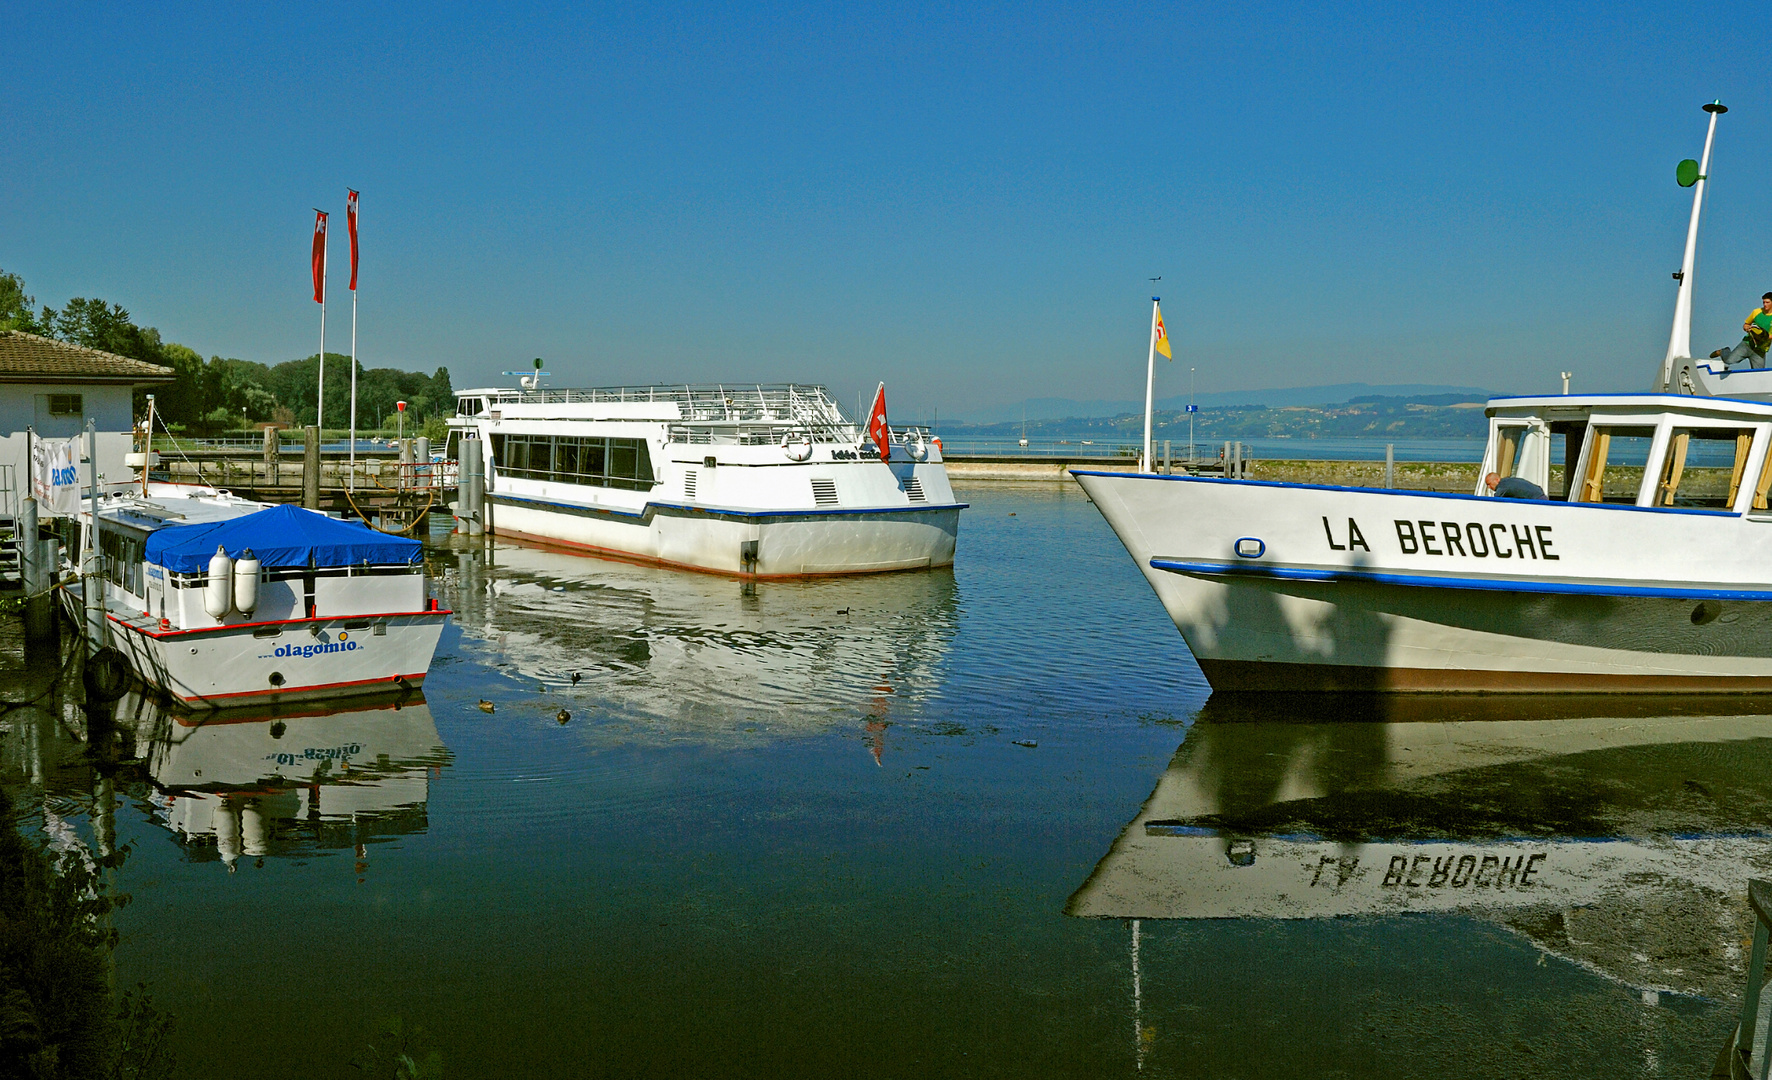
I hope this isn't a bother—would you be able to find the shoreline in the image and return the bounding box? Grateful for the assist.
[945,456,1484,492]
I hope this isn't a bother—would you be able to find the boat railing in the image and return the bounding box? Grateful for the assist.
[1725,879,1772,1078]
[665,423,935,447]
[461,383,854,423]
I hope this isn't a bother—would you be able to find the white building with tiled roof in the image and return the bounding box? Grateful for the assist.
[0,330,174,508]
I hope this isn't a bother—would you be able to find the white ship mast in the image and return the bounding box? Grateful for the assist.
[1656,100,1726,392]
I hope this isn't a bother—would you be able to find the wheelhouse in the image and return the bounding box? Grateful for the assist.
[1481,395,1772,513]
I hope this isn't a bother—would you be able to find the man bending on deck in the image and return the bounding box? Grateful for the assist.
[1486,472,1545,499]
[1713,292,1772,370]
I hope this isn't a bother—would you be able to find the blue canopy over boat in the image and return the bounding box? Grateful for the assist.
[144,504,422,573]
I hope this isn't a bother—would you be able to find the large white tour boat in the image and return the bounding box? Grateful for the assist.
[67,484,449,707]
[1076,100,1772,693]
[448,381,963,576]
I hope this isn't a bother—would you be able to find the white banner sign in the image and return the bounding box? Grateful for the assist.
[31,437,79,517]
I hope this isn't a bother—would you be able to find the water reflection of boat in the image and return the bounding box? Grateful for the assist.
[1069,697,1772,1001]
[437,541,959,731]
[120,690,451,872]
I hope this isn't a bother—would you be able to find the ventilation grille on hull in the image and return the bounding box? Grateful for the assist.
[811,478,839,506]
[903,477,926,502]
[684,470,697,498]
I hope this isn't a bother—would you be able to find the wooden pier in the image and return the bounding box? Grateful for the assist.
[147,428,456,534]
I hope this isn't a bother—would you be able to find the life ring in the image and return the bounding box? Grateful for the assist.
[931,436,942,452]
[781,433,813,461]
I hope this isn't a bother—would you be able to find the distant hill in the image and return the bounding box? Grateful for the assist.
[941,391,1492,442]
[947,383,1490,424]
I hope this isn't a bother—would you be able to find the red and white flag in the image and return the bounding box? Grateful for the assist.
[311,210,328,304]
[346,189,360,292]
[865,383,890,463]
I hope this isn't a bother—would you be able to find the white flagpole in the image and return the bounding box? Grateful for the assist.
[1660,101,1726,391]
[1142,296,1159,472]
[349,191,359,491]
[318,227,328,440]
[350,283,358,490]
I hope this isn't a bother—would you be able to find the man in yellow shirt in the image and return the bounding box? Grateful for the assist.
[1716,292,1772,369]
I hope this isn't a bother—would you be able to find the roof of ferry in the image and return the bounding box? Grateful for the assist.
[1486,392,1772,416]
[98,487,278,529]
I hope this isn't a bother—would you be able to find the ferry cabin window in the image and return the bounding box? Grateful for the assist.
[1493,426,1524,479]
[490,434,656,490]
[98,529,144,596]
[1574,426,1655,504]
[1653,428,1756,508]
[1549,422,1584,500]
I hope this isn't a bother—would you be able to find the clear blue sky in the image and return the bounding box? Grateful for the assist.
[3,2,1769,419]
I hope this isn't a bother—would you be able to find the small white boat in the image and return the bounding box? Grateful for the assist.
[1076,100,1772,693]
[66,484,448,707]
[449,382,963,576]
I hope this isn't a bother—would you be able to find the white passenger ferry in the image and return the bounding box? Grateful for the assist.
[1074,100,1772,692]
[67,484,448,707]
[449,382,963,576]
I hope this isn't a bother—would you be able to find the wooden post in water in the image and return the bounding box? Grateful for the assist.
[1385,443,1394,489]
[264,426,280,487]
[302,426,320,509]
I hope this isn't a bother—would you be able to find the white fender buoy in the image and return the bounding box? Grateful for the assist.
[212,800,242,869]
[240,801,269,857]
[204,545,234,621]
[233,548,260,616]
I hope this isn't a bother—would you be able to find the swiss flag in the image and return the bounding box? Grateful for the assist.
[865,383,890,463]
[346,189,359,292]
[311,210,328,304]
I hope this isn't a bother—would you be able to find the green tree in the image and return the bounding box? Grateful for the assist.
[39,298,165,365]
[0,270,37,332]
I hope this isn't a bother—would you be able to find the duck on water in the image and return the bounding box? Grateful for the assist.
[1074,100,1772,693]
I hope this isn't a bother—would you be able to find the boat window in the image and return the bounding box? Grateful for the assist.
[1574,425,1655,504]
[490,434,657,490]
[1653,428,1756,508]
[1493,425,1525,479]
[1751,439,1772,512]
[98,529,145,596]
[1548,422,1584,500]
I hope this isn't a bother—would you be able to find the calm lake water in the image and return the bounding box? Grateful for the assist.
[4,482,1768,1077]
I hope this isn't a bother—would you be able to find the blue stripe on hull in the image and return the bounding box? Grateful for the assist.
[1150,557,1772,603]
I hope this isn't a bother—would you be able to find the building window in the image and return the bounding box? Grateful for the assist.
[48,394,82,416]
[490,434,657,491]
